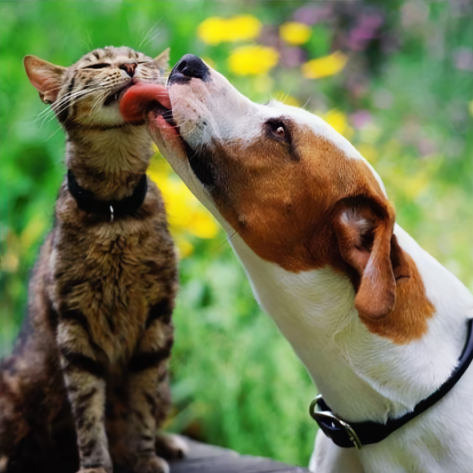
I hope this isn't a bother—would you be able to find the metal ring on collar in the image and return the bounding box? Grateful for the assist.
[309,395,363,449]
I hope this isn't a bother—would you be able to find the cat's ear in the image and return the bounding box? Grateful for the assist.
[24,55,66,104]
[154,48,170,74]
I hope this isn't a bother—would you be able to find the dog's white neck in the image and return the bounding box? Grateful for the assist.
[229,224,473,424]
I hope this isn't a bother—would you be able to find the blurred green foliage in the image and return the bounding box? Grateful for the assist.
[1,0,472,467]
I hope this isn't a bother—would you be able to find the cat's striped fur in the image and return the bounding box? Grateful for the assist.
[0,47,185,473]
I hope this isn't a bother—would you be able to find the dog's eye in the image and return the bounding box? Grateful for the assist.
[275,126,285,138]
[267,120,289,142]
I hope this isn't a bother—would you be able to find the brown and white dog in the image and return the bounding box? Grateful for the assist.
[121,55,473,473]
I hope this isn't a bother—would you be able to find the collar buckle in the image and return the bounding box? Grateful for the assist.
[309,395,363,449]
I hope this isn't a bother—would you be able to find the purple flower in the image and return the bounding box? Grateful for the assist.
[454,48,473,71]
[259,25,282,49]
[280,47,307,68]
[350,110,372,128]
[347,13,384,51]
[417,138,436,157]
[293,5,332,25]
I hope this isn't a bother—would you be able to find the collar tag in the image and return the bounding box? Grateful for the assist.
[110,205,114,223]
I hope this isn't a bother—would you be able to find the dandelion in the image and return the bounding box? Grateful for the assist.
[280,22,312,45]
[274,91,301,107]
[228,15,262,42]
[322,109,353,139]
[197,17,227,45]
[197,15,262,45]
[302,51,347,79]
[21,215,47,248]
[229,45,279,76]
[357,143,378,163]
[403,174,429,200]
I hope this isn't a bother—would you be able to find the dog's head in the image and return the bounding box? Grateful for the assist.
[121,54,412,324]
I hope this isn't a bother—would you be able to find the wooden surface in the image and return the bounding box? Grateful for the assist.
[8,433,309,473]
[166,437,309,473]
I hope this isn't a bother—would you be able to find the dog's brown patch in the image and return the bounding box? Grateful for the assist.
[360,252,435,344]
[209,127,384,272]
[200,125,434,344]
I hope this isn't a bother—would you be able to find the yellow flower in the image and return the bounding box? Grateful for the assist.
[147,155,219,258]
[229,45,279,76]
[302,51,348,79]
[357,143,378,163]
[197,15,262,45]
[173,236,194,259]
[280,22,312,45]
[21,214,47,248]
[403,174,429,200]
[274,91,301,107]
[228,15,262,42]
[322,109,354,139]
[197,17,228,45]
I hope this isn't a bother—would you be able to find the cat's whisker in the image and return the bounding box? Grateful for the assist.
[143,30,164,49]
[45,125,63,141]
[42,92,96,126]
[41,87,101,121]
[138,20,163,48]
[90,90,109,114]
[46,87,102,120]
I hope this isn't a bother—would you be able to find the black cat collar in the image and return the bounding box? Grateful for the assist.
[67,170,148,222]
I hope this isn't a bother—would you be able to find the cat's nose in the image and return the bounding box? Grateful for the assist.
[120,62,137,77]
[168,54,210,85]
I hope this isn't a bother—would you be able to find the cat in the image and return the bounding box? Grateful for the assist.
[0,46,186,473]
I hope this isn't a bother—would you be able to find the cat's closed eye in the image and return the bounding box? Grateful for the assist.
[85,63,111,69]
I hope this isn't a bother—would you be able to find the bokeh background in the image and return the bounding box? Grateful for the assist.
[1,0,472,467]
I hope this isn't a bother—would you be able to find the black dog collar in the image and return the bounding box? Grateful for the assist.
[67,170,148,222]
[310,317,473,449]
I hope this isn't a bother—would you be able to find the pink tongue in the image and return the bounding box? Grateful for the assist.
[119,83,171,123]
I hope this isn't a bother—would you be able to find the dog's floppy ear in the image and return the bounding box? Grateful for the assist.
[24,55,66,104]
[333,197,411,322]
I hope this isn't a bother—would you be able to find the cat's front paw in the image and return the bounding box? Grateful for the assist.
[0,456,8,473]
[77,466,111,473]
[134,455,170,473]
[155,432,188,459]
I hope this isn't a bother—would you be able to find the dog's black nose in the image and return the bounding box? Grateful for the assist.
[169,54,210,85]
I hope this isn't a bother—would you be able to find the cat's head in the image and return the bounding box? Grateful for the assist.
[24,46,169,129]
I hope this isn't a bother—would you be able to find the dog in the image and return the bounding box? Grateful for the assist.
[120,54,473,473]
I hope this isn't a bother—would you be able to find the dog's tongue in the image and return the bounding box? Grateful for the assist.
[119,83,171,123]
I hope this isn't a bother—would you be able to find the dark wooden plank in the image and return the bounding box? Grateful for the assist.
[10,433,308,473]
[168,437,309,473]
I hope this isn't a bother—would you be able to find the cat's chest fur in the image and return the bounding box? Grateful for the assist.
[47,183,176,364]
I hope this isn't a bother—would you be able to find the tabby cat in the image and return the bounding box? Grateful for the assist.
[0,46,185,473]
